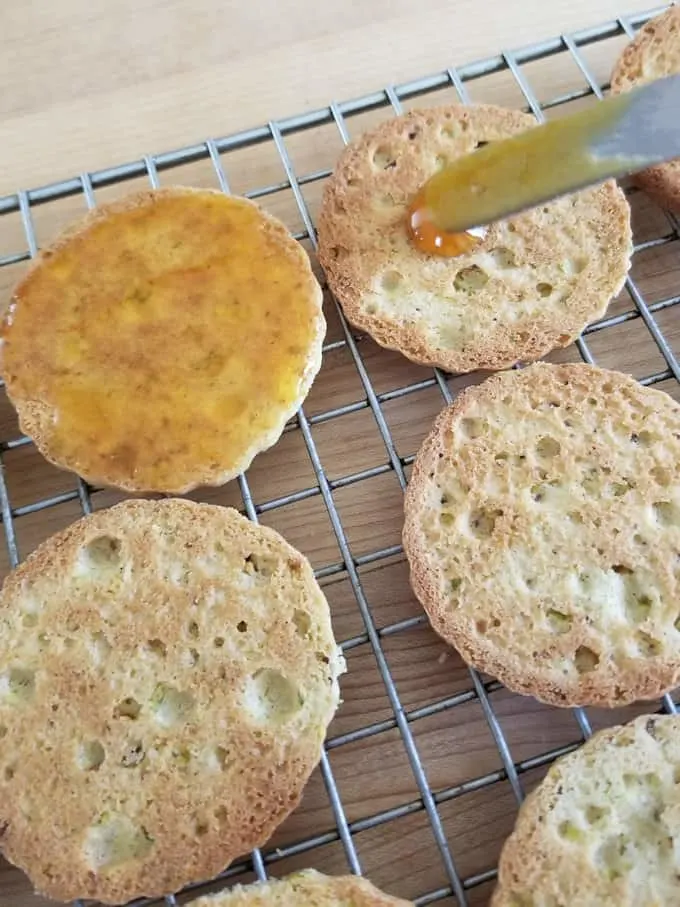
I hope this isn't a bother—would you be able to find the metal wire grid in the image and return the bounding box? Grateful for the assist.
[0,5,679,905]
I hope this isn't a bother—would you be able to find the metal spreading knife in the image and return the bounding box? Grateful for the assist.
[413,73,680,236]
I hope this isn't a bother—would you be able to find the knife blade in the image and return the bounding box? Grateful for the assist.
[413,73,680,236]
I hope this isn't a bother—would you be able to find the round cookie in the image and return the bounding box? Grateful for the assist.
[186,869,412,906]
[403,362,680,707]
[492,714,680,907]
[317,105,631,373]
[0,500,344,903]
[1,187,325,494]
[611,6,680,211]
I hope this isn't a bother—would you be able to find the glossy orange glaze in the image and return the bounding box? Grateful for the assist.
[406,90,639,256]
[2,192,319,492]
[407,188,484,258]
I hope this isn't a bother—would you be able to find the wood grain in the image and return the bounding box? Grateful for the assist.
[0,2,678,906]
[0,0,651,195]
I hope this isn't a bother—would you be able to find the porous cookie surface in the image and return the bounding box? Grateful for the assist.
[186,869,412,906]
[492,714,680,906]
[317,105,631,373]
[1,187,324,494]
[403,363,680,707]
[0,500,343,903]
[611,6,680,211]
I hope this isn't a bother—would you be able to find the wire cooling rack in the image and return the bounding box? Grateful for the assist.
[0,5,679,906]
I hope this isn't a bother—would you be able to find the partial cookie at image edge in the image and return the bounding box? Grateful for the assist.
[611,5,680,211]
[185,869,412,906]
[491,714,680,907]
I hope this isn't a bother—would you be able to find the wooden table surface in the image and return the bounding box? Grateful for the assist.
[0,0,658,195]
[1,2,678,906]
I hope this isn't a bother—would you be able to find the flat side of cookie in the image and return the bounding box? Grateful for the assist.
[0,499,343,902]
[492,714,680,906]
[611,6,680,211]
[2,187,325,494]
[318,105,631,373]
[403,362,680,707]
[186,869,412,906]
